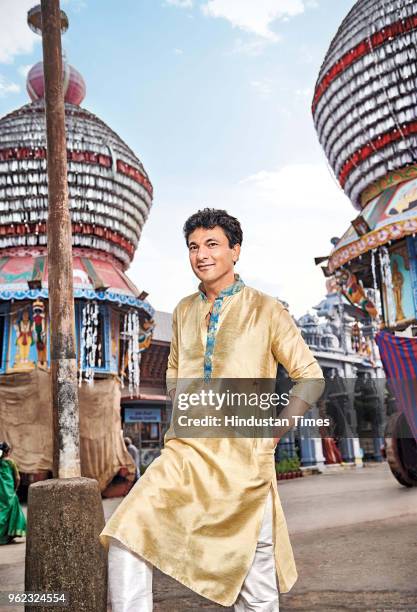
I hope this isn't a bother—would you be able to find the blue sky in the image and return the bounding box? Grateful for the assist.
[0,0,358,317]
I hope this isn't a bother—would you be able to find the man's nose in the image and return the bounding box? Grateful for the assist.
[196,247,209,261]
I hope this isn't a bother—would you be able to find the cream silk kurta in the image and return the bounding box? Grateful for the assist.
[100,277,324,607]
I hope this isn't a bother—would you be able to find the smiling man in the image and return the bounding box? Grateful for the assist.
[101,208,325,611]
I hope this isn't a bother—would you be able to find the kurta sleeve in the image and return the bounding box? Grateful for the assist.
[271,303,325,405]
[166,305,179,395]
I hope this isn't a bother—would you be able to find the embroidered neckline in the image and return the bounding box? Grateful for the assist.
[199,274,244,381]
[199,274,244,302]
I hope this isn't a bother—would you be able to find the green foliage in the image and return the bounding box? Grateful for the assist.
[276,453,300,474]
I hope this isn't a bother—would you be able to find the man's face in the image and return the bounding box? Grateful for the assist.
[188,226,240,285]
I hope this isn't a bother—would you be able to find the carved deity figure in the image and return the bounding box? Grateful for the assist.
[14,308,34,366]
[32,300,47,365]
[391,260,406,322]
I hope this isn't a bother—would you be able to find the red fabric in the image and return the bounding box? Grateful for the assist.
[116,159,153,197]
[312,14,417,112]
[321,437,343,464]
[0,147,112,168]
[0,148,151,197]
[0,221,134,257]
[338,121,417,186]
[375,331,417,441]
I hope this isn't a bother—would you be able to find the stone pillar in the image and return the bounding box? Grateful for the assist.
[298,409,317,467]
[25,478,107,612]
[339,437,355,462]
[311,438,326,472]
[372,437,384,462]
[309,403,326,470]
[352,437,364,467]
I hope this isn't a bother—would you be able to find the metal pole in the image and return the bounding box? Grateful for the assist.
[41,0,80,479]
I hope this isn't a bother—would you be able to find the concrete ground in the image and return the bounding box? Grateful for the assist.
[1,462,416,611]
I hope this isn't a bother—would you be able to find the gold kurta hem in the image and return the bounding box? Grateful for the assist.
[100,283,322,606]
[100,442,296,606]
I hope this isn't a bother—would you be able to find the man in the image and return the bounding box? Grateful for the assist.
[100,209,324,611]
[124,437,140,482]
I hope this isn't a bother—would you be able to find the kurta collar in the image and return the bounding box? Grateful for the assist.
[198,274,244,302]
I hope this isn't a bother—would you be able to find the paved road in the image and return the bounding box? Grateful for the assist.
[1,463,416,611]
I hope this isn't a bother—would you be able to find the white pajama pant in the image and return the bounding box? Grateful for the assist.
[108,489,279,611]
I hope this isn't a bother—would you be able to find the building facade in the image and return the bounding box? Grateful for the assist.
[0,7,155,495]
[122,311,172,471]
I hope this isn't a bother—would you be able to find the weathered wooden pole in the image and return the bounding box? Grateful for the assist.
[41,0,80,479]
[25,4,107,610]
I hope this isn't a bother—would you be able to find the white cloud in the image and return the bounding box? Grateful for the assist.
[0,76,20,97]
[166,0,193,7]
[174,48,184,54]
[232,36,276,56]
[0,1,39,64]
[250,78,273,97]
[237,163,354,316]
[201,0,305,40]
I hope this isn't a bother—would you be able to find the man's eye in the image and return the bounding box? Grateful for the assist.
[208,242,217,247]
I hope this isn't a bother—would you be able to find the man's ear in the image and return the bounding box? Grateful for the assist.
[232,243,241,263]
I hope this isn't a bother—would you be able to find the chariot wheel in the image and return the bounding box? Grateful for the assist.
[384,413,417,487]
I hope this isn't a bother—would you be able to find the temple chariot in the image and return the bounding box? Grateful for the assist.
[0,6,155,495]
[312,0,417,486]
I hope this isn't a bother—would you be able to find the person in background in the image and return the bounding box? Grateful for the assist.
[318,400,343,465]
[124,437,140,482]
[0,441,26,545]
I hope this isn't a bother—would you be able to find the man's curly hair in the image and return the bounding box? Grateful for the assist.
[183,208,243,248]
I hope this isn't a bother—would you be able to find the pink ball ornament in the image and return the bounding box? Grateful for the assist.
[26,61,86,106]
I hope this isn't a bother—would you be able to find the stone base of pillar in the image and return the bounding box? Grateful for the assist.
[25,477,107,612]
